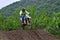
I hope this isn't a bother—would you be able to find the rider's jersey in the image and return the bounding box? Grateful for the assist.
[19,10,29,16]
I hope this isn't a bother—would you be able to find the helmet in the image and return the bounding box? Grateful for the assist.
[22,7,26,12]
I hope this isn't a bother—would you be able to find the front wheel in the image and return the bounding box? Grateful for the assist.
[26,18,32,29]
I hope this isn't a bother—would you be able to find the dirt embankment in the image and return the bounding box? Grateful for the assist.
[0,30,59,40]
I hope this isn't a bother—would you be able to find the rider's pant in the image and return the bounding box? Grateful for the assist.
[20,14,31,23]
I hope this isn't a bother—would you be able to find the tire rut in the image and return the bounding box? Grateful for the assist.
[26,30,43,40]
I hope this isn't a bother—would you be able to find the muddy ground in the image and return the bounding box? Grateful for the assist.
[0,30,60,40]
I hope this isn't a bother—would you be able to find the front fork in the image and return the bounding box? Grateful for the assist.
[21,18,32,29]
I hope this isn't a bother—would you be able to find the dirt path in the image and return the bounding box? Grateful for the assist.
[6,30,59,40]
[0,30,59,40]
[0,31,9,40]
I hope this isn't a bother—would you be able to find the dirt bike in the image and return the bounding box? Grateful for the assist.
[21,14,32,30]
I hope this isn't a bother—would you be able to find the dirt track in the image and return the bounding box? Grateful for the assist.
[0,30,59,40]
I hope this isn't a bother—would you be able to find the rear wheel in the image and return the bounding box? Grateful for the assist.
[21,23,26,30]
[20,18,32,30]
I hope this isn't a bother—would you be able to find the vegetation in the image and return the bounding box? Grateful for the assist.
[0,0,60,18]
[0,0,60,37]
[0,5,60,36]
